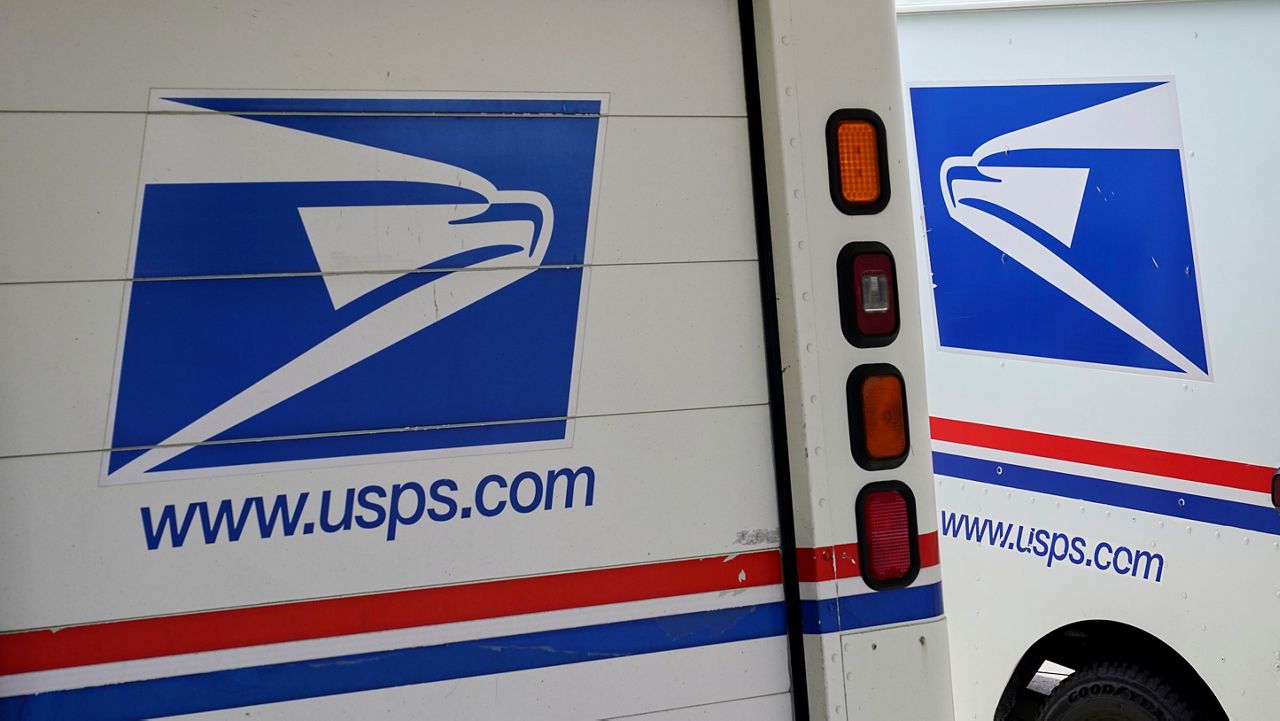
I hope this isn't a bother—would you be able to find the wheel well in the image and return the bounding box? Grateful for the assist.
[993,620,1227,721]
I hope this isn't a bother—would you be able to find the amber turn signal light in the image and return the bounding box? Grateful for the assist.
[826,109,890,214]
[861,373,907,460]
[847,364,910,470]
[835,120,881,204]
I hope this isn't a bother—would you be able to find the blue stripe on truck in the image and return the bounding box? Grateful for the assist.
[0,603,785,721]
[934,451,1280,536]
[799,582,944,635]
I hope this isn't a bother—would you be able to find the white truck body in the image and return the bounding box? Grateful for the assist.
[898,0,1280,718]
[0,1,953,719]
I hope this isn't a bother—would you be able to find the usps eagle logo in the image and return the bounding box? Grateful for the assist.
[909,80,1208,377]
[104,93,604,483]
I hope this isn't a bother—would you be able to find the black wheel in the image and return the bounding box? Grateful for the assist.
[1037,661,1201,721]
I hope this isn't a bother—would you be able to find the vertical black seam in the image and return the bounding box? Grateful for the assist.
[737,1,811,718]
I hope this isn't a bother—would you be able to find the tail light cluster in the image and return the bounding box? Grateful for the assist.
[828,110,918,589]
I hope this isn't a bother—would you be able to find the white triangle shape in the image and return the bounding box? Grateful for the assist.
[952,165,1089,247]
[298,203,535,308]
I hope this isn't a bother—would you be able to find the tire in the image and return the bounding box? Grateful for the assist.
[1036,661,1201,721]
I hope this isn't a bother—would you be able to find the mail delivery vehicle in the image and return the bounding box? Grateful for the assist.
[896,0,1280,719]
[0,1,954,718]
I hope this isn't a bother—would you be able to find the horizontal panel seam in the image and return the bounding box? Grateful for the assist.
[0,110,749,119]
[0,401,771,462]
[0,258,763,287]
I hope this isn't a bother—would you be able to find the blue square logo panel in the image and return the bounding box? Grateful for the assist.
[908,81,1208,378]
[106,93,605,482]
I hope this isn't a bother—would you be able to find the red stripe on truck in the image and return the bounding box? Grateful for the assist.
[0,550,782,676]
[919,531,940,568]
[795,542,858,582]
[931,417,1274,494]
[795,533,939,582]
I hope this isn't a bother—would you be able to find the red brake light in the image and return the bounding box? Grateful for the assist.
[864,491,911,579]
[857,483,919,589]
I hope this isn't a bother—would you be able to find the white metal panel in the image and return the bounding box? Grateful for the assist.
[0,114,756,284]
[0,113,144,283]
[591,117,758,267]
[901,1,1280,466]
[0,1,791,718]
[608,692,794,720]
[0,261,768,459]
[169,640,790,721]
[0,280,125,459]
[899,0,1280,516]
[898,0,1195,14]
[938,478,1280,721]
[0,404,777,629]
[574,261,768,416]
[0,0,747,117]
[842,620,952,720]
[899,1,1280,718]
